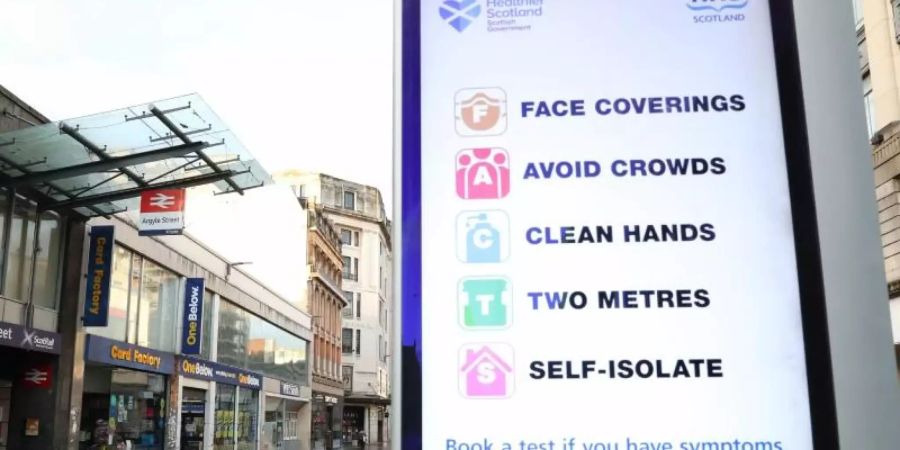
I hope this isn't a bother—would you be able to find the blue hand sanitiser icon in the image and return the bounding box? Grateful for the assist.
[457,211,509,263]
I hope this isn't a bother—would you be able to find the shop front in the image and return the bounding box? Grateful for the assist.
[311,392,342,450]
[261,378,309,450]
[0,322,62,450]
[177,356,262,450]
[80,334,175,450]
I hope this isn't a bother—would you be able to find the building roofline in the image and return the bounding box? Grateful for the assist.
[0,84,52,124]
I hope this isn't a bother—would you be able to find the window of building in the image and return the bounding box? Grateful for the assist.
[894,1,900,43]
[378,335,384,362]
[87,246,179,352]
[355,330,361,355]
[342,328,353,354]
[285,411,299,440]
[201,290,214,360]
[342,256,358,281]
[237,388,259,448]
[864,75,876,138]
[0,194,63,309]
[378,299,385,328]
[343,191,356,210]
[340,229,352,246]
[136,258,180,351]
[356,293,361,319]
[852,0,863,28]
[217,300,310,385]
[343,291,353,318]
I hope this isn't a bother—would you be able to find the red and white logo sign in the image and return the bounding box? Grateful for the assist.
[21,364,52,389]
[139,189,186,236]
[140,189,185,212]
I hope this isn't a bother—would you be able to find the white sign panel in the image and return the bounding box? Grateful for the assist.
[138,188,186,236]
[405,0,834,449]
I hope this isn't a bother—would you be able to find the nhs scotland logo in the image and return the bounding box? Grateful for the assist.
[440,0,482,32]
[687,0,748,23]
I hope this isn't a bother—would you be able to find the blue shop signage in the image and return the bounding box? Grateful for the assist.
[82,225,115,327]
[0,321,61,354]
[180,278,204,355]
[85,334,175,374]
[178,357,262,390]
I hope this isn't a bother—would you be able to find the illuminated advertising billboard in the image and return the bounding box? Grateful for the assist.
[400,1,838,449]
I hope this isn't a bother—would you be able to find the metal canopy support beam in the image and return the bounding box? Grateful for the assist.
[2,141,209,188]
[149,124,212,143]
[59,123,148,187]
[0,154,108,217]
[124,103,191,121]
[149,106,244,195]
[39,170,235,211]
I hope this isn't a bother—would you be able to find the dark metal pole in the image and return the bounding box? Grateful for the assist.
[59,122,148,187]
[25,212,41,327]
[0,188,15,294]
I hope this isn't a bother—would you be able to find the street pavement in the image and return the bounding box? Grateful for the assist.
[340,444,391,450]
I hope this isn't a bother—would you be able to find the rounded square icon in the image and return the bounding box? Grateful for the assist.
[455,88,508,136]
[456,210,510,264]
[459,343,515,399]
[456,148,510,200]
[458,276,512,330]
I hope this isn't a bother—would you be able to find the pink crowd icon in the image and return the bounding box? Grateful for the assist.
[456,148,510,200]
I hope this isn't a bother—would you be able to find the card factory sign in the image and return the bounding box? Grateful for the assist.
[82,225,114,327]
[85,335,174,374]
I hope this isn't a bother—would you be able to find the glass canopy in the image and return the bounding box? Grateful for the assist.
[0,93,271,216]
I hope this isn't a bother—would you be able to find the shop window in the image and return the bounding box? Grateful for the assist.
[31,212,61,308]
[200,289,214,361]
[3,200,36,300]
[87,248,180,353]
[216,300,309,385]
[0,195,62,309]
[90,246,133,342]
[236,388,258,449]
[79,368,166,449]
[214,384,236,450]
[136,259,180,352]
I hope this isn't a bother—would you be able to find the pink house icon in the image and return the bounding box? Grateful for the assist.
[459,346,513,397]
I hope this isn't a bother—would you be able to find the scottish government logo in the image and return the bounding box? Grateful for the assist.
[440,0,482,32]
[441,0,546,33]
[687,0,748,23]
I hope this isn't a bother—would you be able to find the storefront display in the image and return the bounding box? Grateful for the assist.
[80,335,175,450]
[342,406,364,446]
[181,387,205,450]
[312,393,342,450]
[80,367,166,450]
